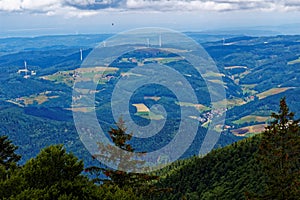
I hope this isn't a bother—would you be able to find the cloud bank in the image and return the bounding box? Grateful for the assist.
[0,0,299,17]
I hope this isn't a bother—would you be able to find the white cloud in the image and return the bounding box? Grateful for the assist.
[126,0,237,11]
[0,0,300,17]
[0,0,22,11]
[0,0,62,14]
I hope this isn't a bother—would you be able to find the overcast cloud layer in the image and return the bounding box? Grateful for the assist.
[0,0,300,17]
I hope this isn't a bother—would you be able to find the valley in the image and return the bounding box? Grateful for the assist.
[1,33,300,164]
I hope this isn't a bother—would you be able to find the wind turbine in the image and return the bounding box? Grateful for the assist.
[80,49,83,61]
[23,61,30,79]
[159,35,162,47]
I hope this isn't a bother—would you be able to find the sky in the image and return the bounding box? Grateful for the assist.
[0,0,300,37]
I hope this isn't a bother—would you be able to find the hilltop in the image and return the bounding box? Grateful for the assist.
[153,135,263,199]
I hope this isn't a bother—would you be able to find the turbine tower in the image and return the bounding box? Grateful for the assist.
[159,35,162,47]
[24,61,30,79]
[146,38,150,47]
[80,49,83,61]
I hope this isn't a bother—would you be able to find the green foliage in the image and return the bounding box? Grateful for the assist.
[254,97,300,199]
[2,34,300,170]
[153,98,300,200]
[201,186,226,200]
[87,118,162,198]
[1,34,300,199]
[21,144,83,189]
[153,135,264,200]
[0,143,140,199]
[97,184,141,200]
[0,135,21,170]
[0,170,26,198]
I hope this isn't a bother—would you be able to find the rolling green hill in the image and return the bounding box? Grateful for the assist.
[153,135,264,199]
[152,99,300,199]
[1,33,300,169]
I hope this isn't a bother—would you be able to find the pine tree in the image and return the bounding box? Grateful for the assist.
[0,135,21,170]
[257,98,300,199]
[86,118,167,197]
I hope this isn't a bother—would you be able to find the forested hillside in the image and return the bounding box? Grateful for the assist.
[1,34,300,165]
[1,99,299,199]
[153,134,263,199]
[0,142,140,199]
[152,98,300,199]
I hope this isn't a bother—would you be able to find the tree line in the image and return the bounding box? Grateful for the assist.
[1,98,299,199]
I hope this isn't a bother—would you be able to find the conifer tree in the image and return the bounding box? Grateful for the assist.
[0,135,21,170]
[86,118,165,197]
[256,98,300,199]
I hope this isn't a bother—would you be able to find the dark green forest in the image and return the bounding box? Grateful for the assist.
[1,99,299,199]
[1,34,300,169]
[1,34,300,199]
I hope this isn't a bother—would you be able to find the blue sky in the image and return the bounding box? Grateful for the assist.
[0,0,300,37]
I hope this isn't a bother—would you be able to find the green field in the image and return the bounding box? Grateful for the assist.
[231,124,266,137]
[207,79,225,84]
[43,67,118,86]
[144,96,161,101]
[241,84,258,95]
[202,71,225,78]
[212,98,246,109]
[233,115,269,125]
[132,103,165,120]
[42,71,75,87]
[176,102,209,112]
[256,87,293,99]
[288,57,300,65]
[144,57,183,64]
[224,66,248,70]
[9,91,59,107]
[135,111,164,120]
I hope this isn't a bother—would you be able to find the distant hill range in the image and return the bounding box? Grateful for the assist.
[0,33,300,167]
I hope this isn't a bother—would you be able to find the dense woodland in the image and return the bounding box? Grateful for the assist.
[1,34,300,167]
[154,99,300,199]
[1,34,300,199]
[1,98,299,199]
